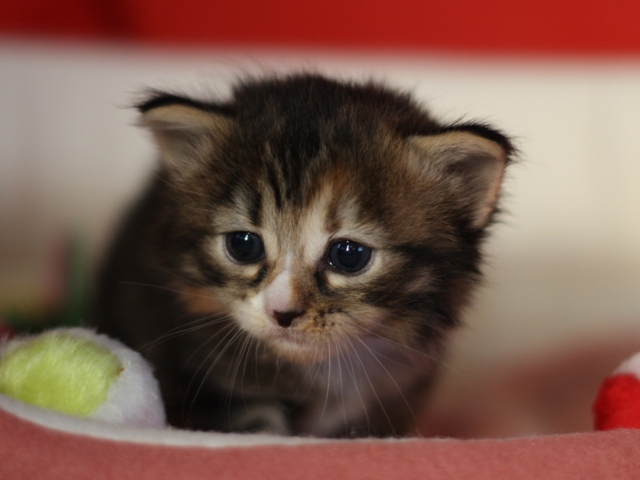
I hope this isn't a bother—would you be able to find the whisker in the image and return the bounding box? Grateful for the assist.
[345,335,396,436]
[354,335,417,425]
[335,345,349,436]
[253,339,263,395]
[240,335,257,402]
[353,323,457,374]
[118,280,210,298]
[131,266,222,294]
[341,340,371,434]
[228,331,253,405]
[188,325,245,420]
[184,323,237,399]
[316,343,332,431]
[291,346,321,409]
[180,321,235,375]
[140,312,233,352]
[179,321,236,422]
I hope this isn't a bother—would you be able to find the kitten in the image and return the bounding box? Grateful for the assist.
[93,74,513,438]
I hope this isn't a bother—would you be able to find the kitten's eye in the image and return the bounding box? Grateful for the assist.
[327,240,372,274]
[226,232,265,263]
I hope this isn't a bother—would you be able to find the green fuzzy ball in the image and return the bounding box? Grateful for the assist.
[0,332,122,416]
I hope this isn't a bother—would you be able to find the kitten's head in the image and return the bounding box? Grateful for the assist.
[138,74,513,364]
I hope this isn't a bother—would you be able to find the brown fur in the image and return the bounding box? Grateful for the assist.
[93,74,513,437]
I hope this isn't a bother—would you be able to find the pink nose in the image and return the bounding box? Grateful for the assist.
[272,310,305,328]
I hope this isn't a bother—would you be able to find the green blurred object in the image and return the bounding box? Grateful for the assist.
[2,233,90,333]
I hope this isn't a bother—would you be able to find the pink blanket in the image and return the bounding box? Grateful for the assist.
[3,333,639,478]
[1,390,639,480]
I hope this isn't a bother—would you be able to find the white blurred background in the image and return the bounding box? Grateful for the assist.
[0,41,639,400]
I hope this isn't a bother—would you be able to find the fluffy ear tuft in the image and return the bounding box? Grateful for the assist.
[410,128,512,229]
[136,93,231,179]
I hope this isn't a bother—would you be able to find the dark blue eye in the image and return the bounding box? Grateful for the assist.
[226,232,265,263]
[327,240,372,274]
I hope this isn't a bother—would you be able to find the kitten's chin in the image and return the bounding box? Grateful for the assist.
[268,333,334,364]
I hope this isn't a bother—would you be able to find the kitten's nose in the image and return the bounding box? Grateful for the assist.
[272,310,305,328]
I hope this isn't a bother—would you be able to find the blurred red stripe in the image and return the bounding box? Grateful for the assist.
[2,0,640,54]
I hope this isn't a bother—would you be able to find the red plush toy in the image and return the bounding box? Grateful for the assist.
[594,351,640,430]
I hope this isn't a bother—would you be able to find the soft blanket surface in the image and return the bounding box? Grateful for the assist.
[1,395,639,480]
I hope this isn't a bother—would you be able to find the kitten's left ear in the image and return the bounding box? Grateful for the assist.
[410,128,512,229]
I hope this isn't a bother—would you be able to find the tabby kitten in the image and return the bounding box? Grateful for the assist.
[94,74,512,438]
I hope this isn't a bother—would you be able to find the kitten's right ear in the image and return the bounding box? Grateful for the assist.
[136,93,231,179]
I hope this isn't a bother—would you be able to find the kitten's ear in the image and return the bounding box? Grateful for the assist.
[136,94,231,179]
[410,128,512,229]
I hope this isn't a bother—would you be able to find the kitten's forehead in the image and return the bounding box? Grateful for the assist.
[212,162,388,267]
[267,171,384,264]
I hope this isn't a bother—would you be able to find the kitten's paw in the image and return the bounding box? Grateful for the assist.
[231,403,291,435]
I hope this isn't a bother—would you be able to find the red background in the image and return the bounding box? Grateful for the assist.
[2,0,640,55]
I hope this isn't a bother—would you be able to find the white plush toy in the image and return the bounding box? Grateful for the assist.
[0,328,166,428]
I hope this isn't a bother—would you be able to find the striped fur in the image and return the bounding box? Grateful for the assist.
[94,74,513,437]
